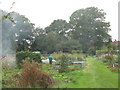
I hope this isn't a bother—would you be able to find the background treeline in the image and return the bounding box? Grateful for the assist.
[1,7,114,55]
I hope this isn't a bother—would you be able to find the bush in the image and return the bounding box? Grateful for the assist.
[105,55,114,61]
[96,50,118,56]
[96,50,109,55]
[88,47,96,55]
[71,50,82,53]
[16,51,42,68]
[17,58,55,88]
[59,55,69,73]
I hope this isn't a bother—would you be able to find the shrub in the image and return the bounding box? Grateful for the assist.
[16,51,41,68]
[105,54,114,61]
[17,58,54,88]
[59,55,69,73]
[98,53,118,61]
[96,50,109,55]
[71,50,82,53]
[96,50,118,56]
[88,47,96,55]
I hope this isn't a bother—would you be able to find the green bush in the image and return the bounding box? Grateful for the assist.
[59,55,69,73]
[16,51,41,68]
[71,50,82,53]
[96,50,118,55]
[110,50,118,54]
[96,50,108,55]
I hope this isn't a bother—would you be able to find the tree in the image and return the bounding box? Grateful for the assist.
[11,12,35,51]
[1,10,35,52]
[69,7,111,53]
[1,10,17,55]
[31,32,63,54]
[31,19,70,54]
[33,27,45,36]
[45,19,69,37]
[1,7,112,55]
[61,39,81,53]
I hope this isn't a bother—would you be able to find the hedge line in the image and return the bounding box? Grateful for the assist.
[16,51,42,68]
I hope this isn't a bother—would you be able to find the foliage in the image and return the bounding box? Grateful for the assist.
[52,52,85,61]
[88,47,96,55]
[17,58,55,88]
[96,50,118,55]
[2,60,11,70]
[2,56,118,88]
[31,7,112,54]
[98,53,117,60]
[45,19,69,35]
[2,69,21,88]
[104,54,114,61]
[59,55,69,73]
[61,39,81,53]
[1,7,112,54]
[69,7,111,53]
[1,10,35,53]
[54,57,118,88]
[96,50,109,55]
[71,50,82,53]
[16,51,41,68]
[96,49,118,72]
[31,32,64,53]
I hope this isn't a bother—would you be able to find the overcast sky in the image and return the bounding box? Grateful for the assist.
[0,0,119,40]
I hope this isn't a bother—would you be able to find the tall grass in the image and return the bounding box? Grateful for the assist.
[17,58,55,88]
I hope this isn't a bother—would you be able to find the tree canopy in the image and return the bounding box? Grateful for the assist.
[69,7,111,53]
[1,7,112,55]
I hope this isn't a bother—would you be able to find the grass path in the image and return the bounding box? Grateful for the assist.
[55,56,118,88]
[82,56,118,88]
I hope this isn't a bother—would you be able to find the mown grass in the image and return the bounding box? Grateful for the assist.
[85,57,118,88]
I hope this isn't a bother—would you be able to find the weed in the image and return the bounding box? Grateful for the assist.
[17,58,55,88]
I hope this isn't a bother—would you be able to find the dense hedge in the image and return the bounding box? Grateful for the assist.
[16,51,42,68]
